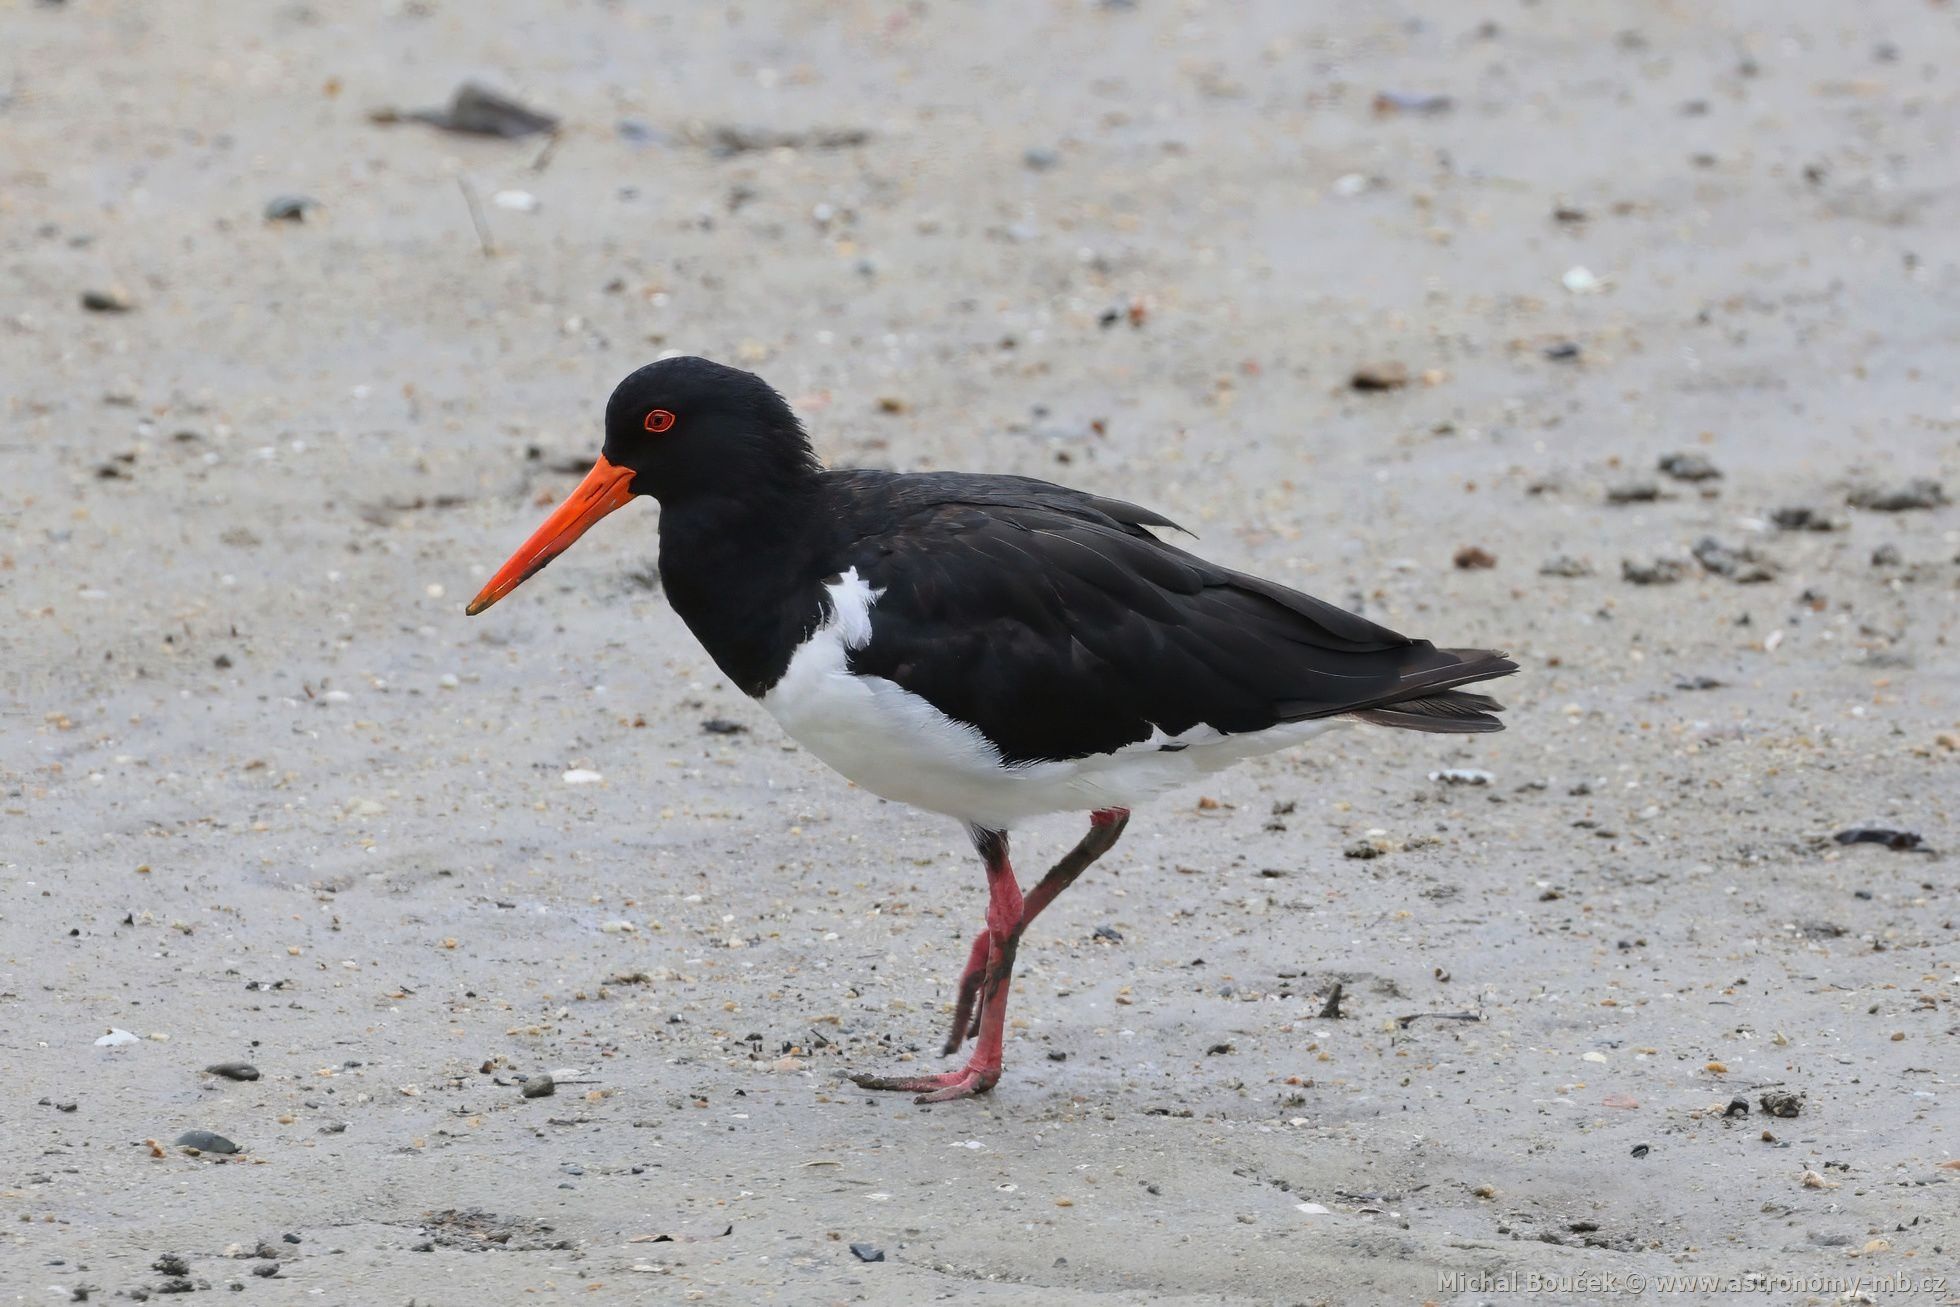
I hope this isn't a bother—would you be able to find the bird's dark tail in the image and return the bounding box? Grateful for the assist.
[1349,647,1516,734]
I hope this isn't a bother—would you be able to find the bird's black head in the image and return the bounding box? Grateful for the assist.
[466,356,819,616]
[599,355,818,504]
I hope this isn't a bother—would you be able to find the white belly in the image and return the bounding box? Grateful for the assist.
[758,570,1347,829]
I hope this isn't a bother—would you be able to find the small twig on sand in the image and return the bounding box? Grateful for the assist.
[458,177,495,256]
[1317,982,1345,1020]
[1395,1011,1482,1028]
[530,131,563,173]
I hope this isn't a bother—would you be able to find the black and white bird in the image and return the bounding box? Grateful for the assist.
[467,356,1515,1103]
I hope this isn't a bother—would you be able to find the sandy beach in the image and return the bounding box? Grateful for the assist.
[3,1,1956,1302]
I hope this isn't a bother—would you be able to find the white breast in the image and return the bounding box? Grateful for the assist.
[758,569,1348,830]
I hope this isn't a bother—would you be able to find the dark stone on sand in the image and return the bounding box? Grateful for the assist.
[1657,451,1721,482]
[174,1130,239,1154]
[849,1242,885,1262]
[1848,478,1946,512]
[408,82,558,138]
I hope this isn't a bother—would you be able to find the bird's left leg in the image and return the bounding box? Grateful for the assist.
[852,826,1022,1102]
[947,807,1130,1047]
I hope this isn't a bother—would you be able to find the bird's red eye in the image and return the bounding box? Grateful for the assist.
[644,409,676,434]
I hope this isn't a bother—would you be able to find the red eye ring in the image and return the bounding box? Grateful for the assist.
[644,409,676,434]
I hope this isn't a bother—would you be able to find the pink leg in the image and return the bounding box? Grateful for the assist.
[941,808,1130,1053]
[941,929,992,1054]
[854,810,1130,1101]
[854,828,1021,1101]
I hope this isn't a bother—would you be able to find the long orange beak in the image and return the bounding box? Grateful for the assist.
[465,456,637,615]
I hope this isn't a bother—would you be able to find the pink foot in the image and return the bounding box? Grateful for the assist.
[850,1062,1001,1104]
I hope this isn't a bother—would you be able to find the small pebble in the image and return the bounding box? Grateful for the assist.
[1657,451,1721,482]
[1605,481,1660,504]
[1538,555,1593,578]
[1759,1090,1803,1118]
[204,1062,260,1082]
[81,288,134,312]
[1349,362,1409,391]
[849,1242,884,1263]
[1848,478,1946,512]
[1770,505,1841,532]
[262,195,318,222]
[1621,558,1685,586]
[1692,536,1776,583]
[174,1130,240,1154]
[1452,545,1497,570]
[1561,265,1605,294]
[521,1073,556,1099]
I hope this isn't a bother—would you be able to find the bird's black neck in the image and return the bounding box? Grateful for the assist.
[656,485,830,696]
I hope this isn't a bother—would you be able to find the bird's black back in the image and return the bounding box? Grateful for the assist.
[804,470,1512,765]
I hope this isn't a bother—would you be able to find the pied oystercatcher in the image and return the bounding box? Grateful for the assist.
[467,357,1515,1102]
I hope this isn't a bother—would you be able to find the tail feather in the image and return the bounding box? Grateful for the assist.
[1347,648,1516,735]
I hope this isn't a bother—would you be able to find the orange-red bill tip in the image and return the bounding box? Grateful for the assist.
[465,455,636,616]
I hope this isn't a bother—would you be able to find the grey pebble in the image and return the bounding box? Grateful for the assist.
[262,195,317,222]
[521,1073,556,1099]
[1692,536,1776,583]
[204,1062,260,1081]
[81,288,133,312]
[174,1130,240,1154]
[1771,505,1842,532]
[250,1264,279,1279]
[1657,451,1721,482]
[1538,555,1593,578]
[1605,481,1660,504]
[849,1242,885,1263]
[407,81,558,139]
[1621,558,1685,586]
[1848,478,1946,512]
[1023,147,1061,171]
